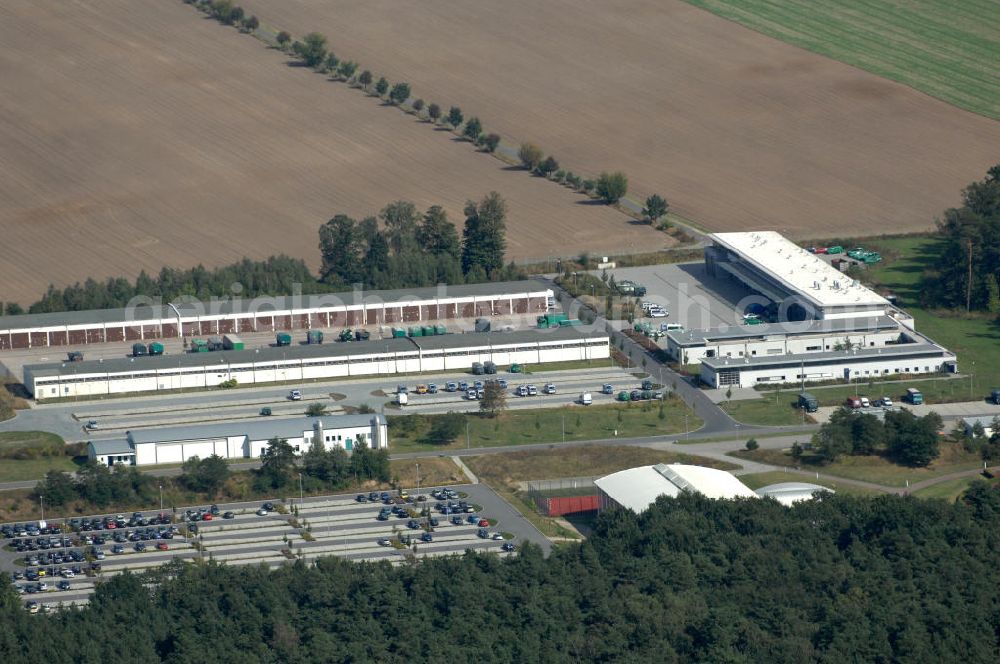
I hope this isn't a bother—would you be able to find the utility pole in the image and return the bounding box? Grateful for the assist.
[562,415,565,442]
[39,495,44,523]
[416,463,420,500]
[466,421,471,450]
[159,484,163,512]
[298,473,304,506]
[971,360,975,399]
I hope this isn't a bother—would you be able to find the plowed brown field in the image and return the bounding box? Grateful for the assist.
[239,0,1000,237]
[0,1,662,304]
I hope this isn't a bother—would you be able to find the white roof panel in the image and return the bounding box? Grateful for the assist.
[658,464,758,499]
[712,231,889,309]
[594,466,680,513]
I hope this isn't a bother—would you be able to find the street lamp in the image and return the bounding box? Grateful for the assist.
[39,494,44,522]
[159,484,163,512]
[298,472,304,506]
[415,463,421,500]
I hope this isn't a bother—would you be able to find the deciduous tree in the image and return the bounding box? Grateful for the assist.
[375,77,389,97]
[389,82,411,105]
[596,171,628,204]
[292,32,328,69]
[481,133,501,153]
[461,192,507,277]
[518,143,544,171]
[427,103,442,123]
[643,194,669,224]
[463,116,482,142]
[447,106,464,129]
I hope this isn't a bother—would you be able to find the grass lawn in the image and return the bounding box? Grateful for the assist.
[737,470,883,496]
[732,442,984,488]
[683,1,1000,120]
[0,431,65,449]
[516,358,620,374]
[911,476,983,502]
[0,456,79,483]
[389,400,702,454]
[722,398,813,426]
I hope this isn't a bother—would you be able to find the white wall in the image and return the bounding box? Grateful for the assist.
[702,352,957,388]
[672,329,904,366]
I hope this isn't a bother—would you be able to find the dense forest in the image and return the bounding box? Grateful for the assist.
[3,193,522,315]
[4,487,1000,662]
[921,164,1000,311]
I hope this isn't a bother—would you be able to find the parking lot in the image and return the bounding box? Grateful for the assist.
[3,483,546,613]
[598,262,755,330]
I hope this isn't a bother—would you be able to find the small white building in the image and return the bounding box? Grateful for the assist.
[88,415,388,467]
[962,415,999,439]
[755,482,832,506]
[87,439,136,467]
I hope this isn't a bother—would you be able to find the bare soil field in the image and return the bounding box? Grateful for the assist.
[239,0,1000,237]
[0,1,660,305]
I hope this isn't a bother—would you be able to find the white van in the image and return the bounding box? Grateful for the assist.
[580,392,592,405]
[397,392,408,406]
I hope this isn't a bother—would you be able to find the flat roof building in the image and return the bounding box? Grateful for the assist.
[699,342,957,388]
[706,232,890,321]
[88,415,388,467]
[754,482,832,506]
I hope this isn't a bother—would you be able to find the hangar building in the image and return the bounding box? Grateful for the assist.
[595,464,834,512]
[87,414,387,467]
[595,464,758,512]
[26,327,610,399]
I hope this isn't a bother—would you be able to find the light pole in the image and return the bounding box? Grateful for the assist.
[970,360,975,399]
[39,494,44,523]
[415,463,421,500]
[159,484,163,512]
[466,421,471,450]
[298,472,304,506]
[684,414,689,441]
[561,415,565,442]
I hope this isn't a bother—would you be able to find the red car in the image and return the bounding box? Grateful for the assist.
[106,522,116,529]
[477,519,489,528]
[156,542,169,551]
[201,513,213,521]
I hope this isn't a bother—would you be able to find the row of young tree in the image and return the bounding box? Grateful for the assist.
[809,408,944,466]
[255,437,390,493]
[12,255,329,315]
[188,0,674,230]
[4,487,1000,661]
[920,164,1000,312]
[319,193,520,289]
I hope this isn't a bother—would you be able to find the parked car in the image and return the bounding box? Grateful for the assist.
[445,381,458,392]
[256,508,269,516]
[860,396,871,408]
[259,407,272,416]
[427,383,438,394]
[501,542,516,552]
[356,494,368,503]
[415,384,428,394]
[156,542,169,551]
[377,538,392,547]
[543,383,556,394]
[223,512,235,519]
[527,385,538,396]
[478,519,490,528]
[288,389,302,401]
[492,532,504,541]
[602,383,614,395]
[880,396,894,408]
[420,532,433,542]
[845,397,862,409]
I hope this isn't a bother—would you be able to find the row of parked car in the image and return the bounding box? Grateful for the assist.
[845,396,894,409]
[1,522,61,539]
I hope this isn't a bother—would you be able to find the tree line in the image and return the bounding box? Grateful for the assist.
[32,436,390,513]
[184,0,675,232]
[4,487,1000,661]
[920,164,1000,312]
[319,193,521,290]
[808,408,944,466]
[6,190,523,313]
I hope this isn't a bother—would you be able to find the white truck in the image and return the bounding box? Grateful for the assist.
[397,392,409,406]
[580,392,592,405]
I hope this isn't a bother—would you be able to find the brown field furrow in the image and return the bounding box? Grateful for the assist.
[238,0,1000,238]
[0,0,663,304]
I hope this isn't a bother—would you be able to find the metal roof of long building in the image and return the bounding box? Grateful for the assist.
[711,232,888,309]
[88,439,134,455]
[666,315,902,347]
[127,415,385,445]
[24,326,607,378]
[0,280,552,331]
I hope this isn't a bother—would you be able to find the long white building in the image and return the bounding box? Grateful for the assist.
[88,415,387,467]
[705,231,892,321]
[26,327,610,399]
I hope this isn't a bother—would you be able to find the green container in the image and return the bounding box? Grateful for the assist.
[147,342,164,356]
[339,329,354,342]
[422,326,434,336]
[409,326,423,337]
[191,339,209,353]
[558,319,582,326]
[306,330,324,345]
[827,245,844,254]
[392,328,406,338]
[276,333,292,347]
[435,325,446,335]
[617,391,631,402]
[546,313,569,324]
